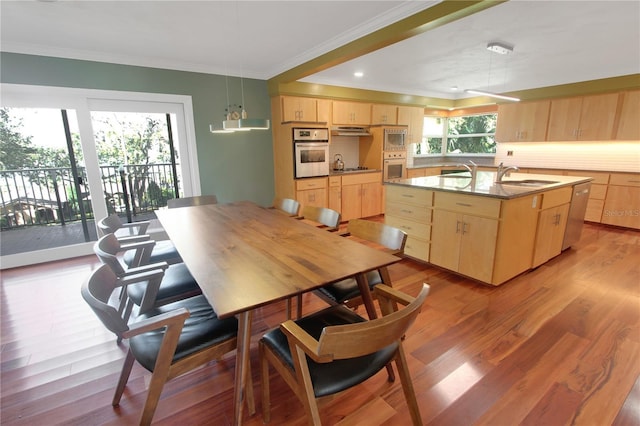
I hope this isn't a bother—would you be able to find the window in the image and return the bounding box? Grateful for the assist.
[417,113,497,155]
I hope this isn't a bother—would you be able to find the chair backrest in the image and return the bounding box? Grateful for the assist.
[273,197,300,216]
[167,195,218,209]
[82,264,131,336]
[300,205,341,230]
[347,219,407,253]
[98,214,123,236]
[94,233,154,276]
[317,284,429,360]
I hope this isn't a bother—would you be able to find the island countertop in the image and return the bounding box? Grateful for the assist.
[386,171,593,199]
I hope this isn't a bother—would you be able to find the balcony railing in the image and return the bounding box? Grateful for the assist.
[1,163,179,230]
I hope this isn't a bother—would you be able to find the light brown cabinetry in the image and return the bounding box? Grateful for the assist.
[371,104,397,125]
[566,170,610,222]
[495,100,550,142]
[341,172,382,221]
[280,96,331,123]
[532,187,572,267]
[601,172,640,229]
[295,178,327,211]
[333,101,371,125]
[615,90,640,140]
[385,185,433,262]
[407,167,441,179]
[397,106,425,144]
[547,93,619,141]
[430,193,501,283]
[328,176,341,213]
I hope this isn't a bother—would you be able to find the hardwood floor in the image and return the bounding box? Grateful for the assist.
[1,222,639,425]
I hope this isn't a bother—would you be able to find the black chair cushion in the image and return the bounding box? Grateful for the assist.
[315,270,382,304]
[261,305,398,398]
[123,240,181,267]
[130,295,238,371]
[127,262,201,306]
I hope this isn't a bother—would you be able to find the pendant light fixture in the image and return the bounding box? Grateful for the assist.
[210,1,270,134]
[465,41,520,103]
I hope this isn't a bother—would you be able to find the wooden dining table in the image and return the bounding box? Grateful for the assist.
[156,201,401,425]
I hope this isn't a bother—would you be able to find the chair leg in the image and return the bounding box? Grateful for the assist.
[394,347,422,426]
[259,342,271,423]
[113,349,136,406]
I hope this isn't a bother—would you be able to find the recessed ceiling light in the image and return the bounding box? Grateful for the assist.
[450,86,459,91]
[486,42,514,55]
[354,71,364,78]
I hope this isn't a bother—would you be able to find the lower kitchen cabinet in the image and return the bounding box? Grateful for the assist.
[531,187,572,267]
[601,173,640,229]
[341,173,382,221]
[385,186,433,262]
[430,209,498,283]
[295,177,327,211]
[328,176,342,213]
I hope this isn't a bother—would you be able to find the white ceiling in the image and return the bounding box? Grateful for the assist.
[1,1,639,100]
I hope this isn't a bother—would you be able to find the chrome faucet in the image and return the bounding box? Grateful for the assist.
[496,162,519,182]
[458,160,477,179]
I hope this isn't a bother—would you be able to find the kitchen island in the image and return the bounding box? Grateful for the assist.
[385,171,592,285]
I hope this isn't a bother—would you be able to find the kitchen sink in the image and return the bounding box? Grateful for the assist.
[438,174,472,179]
[497,179,559,187]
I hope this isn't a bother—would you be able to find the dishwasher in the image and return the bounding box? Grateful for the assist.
[562,182,591,250]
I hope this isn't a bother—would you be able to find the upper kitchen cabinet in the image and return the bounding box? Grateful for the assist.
[615,90,640,140]
[397,106,425,144]
[546,93,619,141]
[332,101,371,125]
[371,104,397,125]
[281,96,330,123]
[495,100,550,142]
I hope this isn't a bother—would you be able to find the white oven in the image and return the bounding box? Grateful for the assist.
[383,151,407,182]
[293,128,330,179]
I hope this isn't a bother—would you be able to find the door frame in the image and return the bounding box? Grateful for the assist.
[0,83,200,269]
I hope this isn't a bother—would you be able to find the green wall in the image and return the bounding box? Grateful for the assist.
[0,52,275,206]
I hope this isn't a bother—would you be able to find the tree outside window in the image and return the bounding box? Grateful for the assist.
[418,113,497,155]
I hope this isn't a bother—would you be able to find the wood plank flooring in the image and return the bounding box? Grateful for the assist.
[1,222,639,425]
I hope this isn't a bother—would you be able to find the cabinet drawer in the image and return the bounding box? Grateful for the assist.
[342,172,381,185]
[385,203,432,223]
[540,187,572,209]
[589,184,607,200]
[434,192,501,218]
[386,186,433,207]
[329,176,341,187]
[404,236,430,262]
[385,215,431,239]
[609,173,640,187]
[566,170,609,185]
[296,178,327,191]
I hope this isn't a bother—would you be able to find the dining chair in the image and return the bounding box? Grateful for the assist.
[289,205,342,319]
[98,214,181,267]
[271,197,300,217]
[82,263,252,426]
[94,233,201,323]
[314,219,407,309]
[296,205,341,231]
[260,283,429,426]
[167,194,218,209]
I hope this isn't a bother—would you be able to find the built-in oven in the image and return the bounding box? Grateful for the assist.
[383,151,407,182]
[293,128,330,179]
[383,128,407,151]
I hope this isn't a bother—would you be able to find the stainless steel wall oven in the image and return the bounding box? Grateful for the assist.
[293,128,330,179]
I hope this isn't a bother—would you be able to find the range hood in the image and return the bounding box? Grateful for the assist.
[331,126,371,137]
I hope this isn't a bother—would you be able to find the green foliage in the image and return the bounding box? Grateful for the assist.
[0,108,36,170]
[446,114,497,154]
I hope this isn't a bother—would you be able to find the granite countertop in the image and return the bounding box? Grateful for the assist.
[385,171,593,199]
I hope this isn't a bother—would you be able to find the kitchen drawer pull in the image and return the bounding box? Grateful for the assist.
[627,180,640,183]
[456,202,473,207]
[401,194,415,198]
[401,209,414,214]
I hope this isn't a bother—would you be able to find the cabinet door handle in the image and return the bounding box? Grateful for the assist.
[462,222,468,235]
[456,202,472,207]
[401,194,415,199]
[455,220,461,233]
[401,209,413,214]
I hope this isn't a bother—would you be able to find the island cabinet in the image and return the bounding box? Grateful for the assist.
[601,172,640,229]
[615,89,640,140]
[407,167,441,179]
[280,96,331,123]
[546,93,619,141]
[385,186,433,262]
[495,100,550,142]
[531,187,572,267]
[332,101,371,126]
[295,177,327,211]
[341,172,382,221]
[371,104,397,125]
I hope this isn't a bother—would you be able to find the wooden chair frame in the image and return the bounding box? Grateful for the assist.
[82,264,253,426]
[260,283,428,426]
[271,197,301,217]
